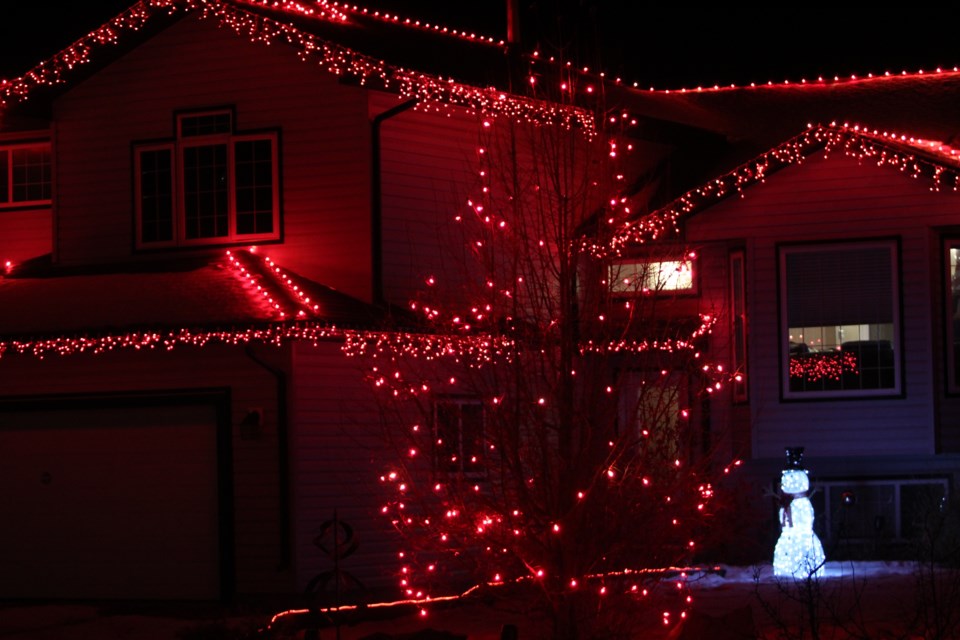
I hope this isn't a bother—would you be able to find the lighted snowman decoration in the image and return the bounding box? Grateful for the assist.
[773,447,825,579]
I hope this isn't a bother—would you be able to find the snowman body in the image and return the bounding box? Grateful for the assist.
[773,469,825,578]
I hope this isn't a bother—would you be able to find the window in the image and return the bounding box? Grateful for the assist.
[780,240,900,398]
[620,371,688,459]
[134,109,279,248]
[609,252,696,295]
[434,398,485,475]
[0,141,52,208]
[946,243,960,391]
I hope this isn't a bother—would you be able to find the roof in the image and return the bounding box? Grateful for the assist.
[604,122,960,253]
[0,250,383,352]
[0,0,592,130]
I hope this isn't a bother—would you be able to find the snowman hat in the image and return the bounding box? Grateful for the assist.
[785,446,805,469]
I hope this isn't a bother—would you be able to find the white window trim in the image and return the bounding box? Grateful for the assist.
[134,112,280,249]
[609,253,697,296]
[0,140,52,209]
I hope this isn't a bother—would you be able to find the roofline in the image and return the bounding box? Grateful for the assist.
[602,122,960,254]
[0,0,593,130]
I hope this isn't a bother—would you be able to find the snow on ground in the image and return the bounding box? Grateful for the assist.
[0,562,955,639]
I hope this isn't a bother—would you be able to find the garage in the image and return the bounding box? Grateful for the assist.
[0,397,229,600]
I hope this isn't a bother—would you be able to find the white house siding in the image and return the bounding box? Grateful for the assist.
[371,92,480,308]
[290,340,400,592]
[0,206,51,265]
[0,344,291,596]
[51,15,374,301]
[685,152,960,462]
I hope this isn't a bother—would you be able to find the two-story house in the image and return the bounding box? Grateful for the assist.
[0,0,617,601]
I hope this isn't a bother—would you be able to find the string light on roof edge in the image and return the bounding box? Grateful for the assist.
[0,0,593,131]
[325,1,506,47]
[526,46,960,96]
[592,122,960,257]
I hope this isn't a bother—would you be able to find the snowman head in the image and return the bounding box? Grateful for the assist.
[781,469,809,495]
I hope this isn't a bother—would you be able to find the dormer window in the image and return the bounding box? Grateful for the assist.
[134,108,280,249]
[609,253,696,295]
[0,140,52,208]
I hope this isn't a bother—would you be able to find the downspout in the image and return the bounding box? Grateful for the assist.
[244,345,291,572]
[371,98,418,307]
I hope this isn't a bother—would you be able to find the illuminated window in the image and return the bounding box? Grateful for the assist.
[134,109,280,248]
[0,141,52,208]
[609,254,696,294]
[434,398,484,475]
[780,241,900,398]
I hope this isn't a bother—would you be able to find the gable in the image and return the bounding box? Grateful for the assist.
[687,151,960,242]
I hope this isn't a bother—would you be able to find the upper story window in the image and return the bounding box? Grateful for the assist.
[780,240,901,399]
[0,141,52,208]
[609,252,697,295]
[134,108,280,249]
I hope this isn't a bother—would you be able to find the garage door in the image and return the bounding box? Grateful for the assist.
[0,402,222,600]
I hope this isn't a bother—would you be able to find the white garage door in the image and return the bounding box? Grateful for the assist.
[0,402,221,600]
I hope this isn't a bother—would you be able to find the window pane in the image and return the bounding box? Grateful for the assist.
[610,258,694,294]
[183,144,228,239]
[180,112,232,137]
[11,146,51,202]
[460,403,484,471]
[0,151,8,202]
[234,139,274,236]
[435,402,460,472]
[435,400,484,474]
[783,243,898,395]
[138,148,174,243]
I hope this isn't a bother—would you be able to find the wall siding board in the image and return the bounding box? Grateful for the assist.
[290,341,402,590]
[370,92,480,306]
[0,208,52,264]
[687,153,960,461]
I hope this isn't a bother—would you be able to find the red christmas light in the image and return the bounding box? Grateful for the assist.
[0,0,594,130]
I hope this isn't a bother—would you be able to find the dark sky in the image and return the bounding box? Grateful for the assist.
[2,1,958,90]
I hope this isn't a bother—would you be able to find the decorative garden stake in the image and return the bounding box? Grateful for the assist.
[773,447,825,578]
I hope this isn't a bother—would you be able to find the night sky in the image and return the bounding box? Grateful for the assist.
[2,1,959,90]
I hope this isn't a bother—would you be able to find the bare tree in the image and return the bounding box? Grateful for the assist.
[351,87,739,638]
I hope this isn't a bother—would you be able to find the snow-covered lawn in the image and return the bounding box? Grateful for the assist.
[1,562,956,639]
[264,561,957,639]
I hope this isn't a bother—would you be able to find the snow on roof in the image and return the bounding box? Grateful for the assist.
[0,251,380,340]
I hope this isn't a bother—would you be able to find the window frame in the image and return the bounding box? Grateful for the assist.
[133,108,281,250]
[433,396,486,478]
[778,238,902,400]
[618,369,691,458]
[0,138,52,210]
[608,251,698,296]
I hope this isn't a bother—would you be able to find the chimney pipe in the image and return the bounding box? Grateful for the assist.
[507,0,521,46]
